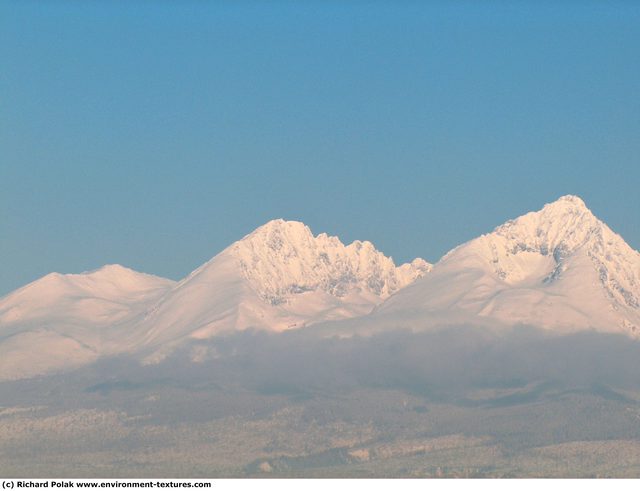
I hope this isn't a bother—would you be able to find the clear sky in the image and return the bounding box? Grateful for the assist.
[2,1,639,295]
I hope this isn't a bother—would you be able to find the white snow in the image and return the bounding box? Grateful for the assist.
[0,264,174,326]
[231,219,429,303]
[0,265,175,380]
[376,195,640,334]
[132,219,431,358]
[1,196,639,380]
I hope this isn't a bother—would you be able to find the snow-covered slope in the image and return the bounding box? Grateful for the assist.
[374,196,640,334]
[0,265,175,380]
[2,198,638,380]
[234,219,429,304]
[135,219,430,356]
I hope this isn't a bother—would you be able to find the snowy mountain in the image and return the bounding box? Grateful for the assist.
[0,265,175,380]
[373,195,640,334]
[0,220,429,375]
[1,198,638,380]
[134,219,430,358]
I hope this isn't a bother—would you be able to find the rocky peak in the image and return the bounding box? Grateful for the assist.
[227,219,430,305]
[459,196,640,314]
[492,195,603,257]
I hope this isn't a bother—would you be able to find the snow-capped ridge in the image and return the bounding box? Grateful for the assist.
[491,195,601,255]
[1,197,639,381]
[81,263,140,277]
[0,264,175,327]
[548,194,588,209]
[379,194,640,335]
[226,218,430,305]
[494,196,637,300]
[121,218,432,353]
[0,264,177,380]
[68,264,174,288]
[482,195,638,297]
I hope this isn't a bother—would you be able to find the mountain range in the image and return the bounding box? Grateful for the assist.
[1,195,639,380]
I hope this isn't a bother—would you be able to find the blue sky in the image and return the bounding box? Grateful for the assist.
[2,1,639,294]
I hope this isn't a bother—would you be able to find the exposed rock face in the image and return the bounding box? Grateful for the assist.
[378,195,640,334]
[230,219,431,305]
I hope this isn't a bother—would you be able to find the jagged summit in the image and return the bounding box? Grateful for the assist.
[235,218,381,256]
[491,194,601,254]
[1,198,639,381]
[549,194,588,208]
[243,218,309,236]
[461,195,639,297]
[226,219,430,305]
[379,195,640,334]
[129,219,432,351]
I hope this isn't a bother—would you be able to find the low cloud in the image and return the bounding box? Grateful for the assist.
[142,325,640,400]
